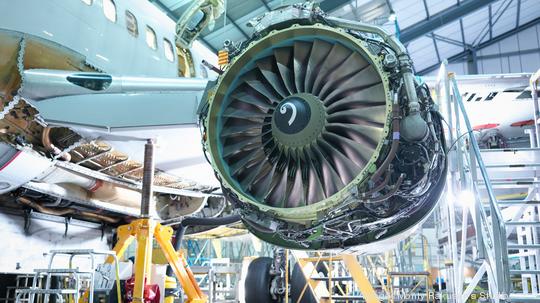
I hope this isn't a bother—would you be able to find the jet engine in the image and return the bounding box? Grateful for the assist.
[200,3,447,250]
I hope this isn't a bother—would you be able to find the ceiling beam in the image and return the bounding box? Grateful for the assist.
[476,47,540,60]
[488,4,493,40]
[428,33,472,49]
[477,16,540,50]
[400,0,497,43]
[432,35,441,63]
[417,16,540,75]
[516,0,521,28]
[260,0,271,11]
[422,0,430,19]
[474,0,515,46]
[459,18,466,51]
[226,15,251,39]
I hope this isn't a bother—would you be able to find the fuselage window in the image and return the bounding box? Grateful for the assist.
[177,47,195,77]
[103,0,117,23]
[485,92,498,101]
[517,91,533,99]
[164,39,175,62]
[82,0,92,5]
[125,11,138,37]
[146,26,157,50]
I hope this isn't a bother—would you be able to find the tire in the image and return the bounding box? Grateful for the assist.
[290,263,328,303]
[245,257,276,303]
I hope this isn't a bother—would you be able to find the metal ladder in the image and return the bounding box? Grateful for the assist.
[479,147,540,301]
[14,249,120,303]
[435,63,540,302]
[4,275,36,303]
[467,74,540,302]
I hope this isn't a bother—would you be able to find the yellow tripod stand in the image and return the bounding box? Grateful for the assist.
[100,140,207,303]
[104,218,206,303]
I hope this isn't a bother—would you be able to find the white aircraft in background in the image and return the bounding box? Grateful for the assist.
[424,72,538,148]
[0,0,230,232]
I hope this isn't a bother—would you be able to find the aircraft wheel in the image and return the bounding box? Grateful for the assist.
[244,257,276,303]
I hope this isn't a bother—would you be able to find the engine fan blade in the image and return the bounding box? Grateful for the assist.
[293,41,312,93]
[273,48,297,94]
[256,58,289,98]
[312,43,352,95]
[304,40,333,93]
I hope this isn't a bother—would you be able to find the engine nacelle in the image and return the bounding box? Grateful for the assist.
[200,3,447,250]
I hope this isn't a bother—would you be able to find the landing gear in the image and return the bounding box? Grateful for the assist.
[244,257,277,303]
[244,251,325,303]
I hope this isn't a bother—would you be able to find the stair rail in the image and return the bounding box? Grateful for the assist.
[450,72,511,293]
[434,61,510,302]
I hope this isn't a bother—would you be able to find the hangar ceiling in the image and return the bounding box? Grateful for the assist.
[151,0,540,75]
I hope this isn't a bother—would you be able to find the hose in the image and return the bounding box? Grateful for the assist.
[17,196,120,224]
[42,127,71,162]
[174,214,242,248]
[180,214,241,227]
[242,216,277,234]
[362,170,391,198]
[362,174,405,204]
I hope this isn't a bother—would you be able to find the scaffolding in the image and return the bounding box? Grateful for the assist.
[433,62,540,302]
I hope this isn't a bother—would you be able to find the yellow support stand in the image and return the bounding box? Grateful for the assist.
[103,218,207,303]
[342,255,381,303]
[293,251,381,303]
[81,140,207,303]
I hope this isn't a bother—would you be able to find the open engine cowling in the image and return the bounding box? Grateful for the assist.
[200,4,447,250]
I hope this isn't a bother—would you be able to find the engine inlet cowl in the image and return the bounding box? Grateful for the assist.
[202,6,446,251]
[207,25,390,215]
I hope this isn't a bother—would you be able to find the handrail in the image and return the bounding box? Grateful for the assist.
[434,61,512,300]
[449,75,507,233]
[448,73,511,295]
[531,69,540,146]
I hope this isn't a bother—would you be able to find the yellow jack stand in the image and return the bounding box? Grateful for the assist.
[104,218,207,303]
[93,139,206,303]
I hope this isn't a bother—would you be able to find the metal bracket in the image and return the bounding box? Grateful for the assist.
[64,216,71,238]
[23,208,32,235]
[101,222,106,241]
